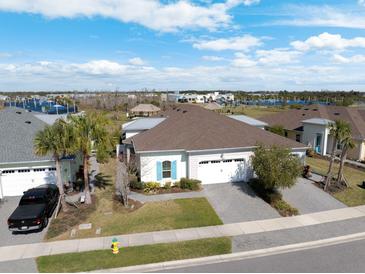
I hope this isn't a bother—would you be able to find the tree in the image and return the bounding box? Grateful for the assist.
[268,125,286,137]
[324,120,351,192]
[34,119,76,213]
[251,145,302,191]
[69,113,111,204]
[336,135,355,187]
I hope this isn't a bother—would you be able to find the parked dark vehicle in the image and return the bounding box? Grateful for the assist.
[7,184,59,232]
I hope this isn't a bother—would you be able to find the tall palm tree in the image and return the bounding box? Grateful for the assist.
[34,119,76,212]
[324,120,351,192]
[69,113,110,204]
[336,135,355,187]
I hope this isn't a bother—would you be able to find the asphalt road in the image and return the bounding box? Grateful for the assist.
[164,238,365,273]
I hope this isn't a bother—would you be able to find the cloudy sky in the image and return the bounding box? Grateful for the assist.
[0,0,365,91]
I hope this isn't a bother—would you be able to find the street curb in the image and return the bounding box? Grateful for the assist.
[89,231,365,273]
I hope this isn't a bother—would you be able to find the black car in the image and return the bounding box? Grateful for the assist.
[8,184,59,232]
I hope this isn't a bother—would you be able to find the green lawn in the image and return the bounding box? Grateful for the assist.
[221,106,287,119]
[37,237,231,273]
[306,157,365,206]
[47,159,222,241]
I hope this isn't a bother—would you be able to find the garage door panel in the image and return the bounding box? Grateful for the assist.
[197,160,248,184]
[1,171,56,197]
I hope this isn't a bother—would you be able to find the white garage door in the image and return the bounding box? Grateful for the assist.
[0,168,56,197]
[197,158,248,184]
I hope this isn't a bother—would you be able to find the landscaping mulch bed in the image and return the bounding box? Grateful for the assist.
[131,186,201,195]
[112,196,143,212]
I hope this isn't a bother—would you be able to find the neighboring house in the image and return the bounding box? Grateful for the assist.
[228,115,268,129]
[260,105,365,161]
[204,102,222,111]
[0,108,82,198]
[129,104,161,117]
[122,117,166,139]
[122,104,307,185]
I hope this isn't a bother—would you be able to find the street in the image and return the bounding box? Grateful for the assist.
[163,238,365,273]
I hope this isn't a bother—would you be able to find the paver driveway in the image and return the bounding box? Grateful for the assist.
[281,177,347,214]
[0,196,48,273]
[202,183,280,224]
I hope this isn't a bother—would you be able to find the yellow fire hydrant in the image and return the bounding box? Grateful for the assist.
[111,238,120,254]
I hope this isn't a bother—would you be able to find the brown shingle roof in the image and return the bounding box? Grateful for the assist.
[260,105,365,140]
[131,104,306,152]
[130,104,160,113]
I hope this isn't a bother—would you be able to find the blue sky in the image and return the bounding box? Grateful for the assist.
[0,0,365,91]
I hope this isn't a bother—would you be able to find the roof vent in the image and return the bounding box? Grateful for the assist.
[312,109,318,111]
[304,108,309,111]
[334,112,340,116]
[183,110,187,113]
[302,113,306,116]
[16,111,21,114]
[25,121,31,124]
[176,108,180,111]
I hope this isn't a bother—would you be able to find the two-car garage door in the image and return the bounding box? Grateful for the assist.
[0,168,56,197]
[197,158,250,184]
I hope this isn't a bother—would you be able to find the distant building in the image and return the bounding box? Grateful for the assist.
[129,104,161,117]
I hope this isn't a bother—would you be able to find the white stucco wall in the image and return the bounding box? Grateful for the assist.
[139,151,187,184]
[302,123,329,155]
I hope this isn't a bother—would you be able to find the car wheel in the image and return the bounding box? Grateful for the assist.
[43,217,49,229]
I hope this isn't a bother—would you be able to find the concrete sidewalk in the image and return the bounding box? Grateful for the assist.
[1,205,365,262]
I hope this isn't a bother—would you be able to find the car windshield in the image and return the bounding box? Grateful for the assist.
[19,196,45,205]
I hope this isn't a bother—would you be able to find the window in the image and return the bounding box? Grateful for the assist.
[296,134,301,142]
[2,170,15,174]
[34,168,46,172]
[162,161,171,178]
[48,167,56,171]
[284,131,288,137]
[234,159,245,162]
[199,161,209,164]
[18,169,30,173]
[223,160,232,163]
[211,160,221,164]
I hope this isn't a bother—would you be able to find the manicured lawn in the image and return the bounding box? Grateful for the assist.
[37,237,231,273]
[47,160,222,240]
[221,106,287,118]
[306,157,365,206]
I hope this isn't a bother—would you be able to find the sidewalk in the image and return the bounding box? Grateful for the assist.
[1,205,365,263]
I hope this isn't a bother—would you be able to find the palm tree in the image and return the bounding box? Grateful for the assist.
[336,135,355,187]
[69,113,110,204]
[324,120,351,192]
[34,119,76,212]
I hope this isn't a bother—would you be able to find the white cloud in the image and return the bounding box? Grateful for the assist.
[256,49,302,64]
[0,0,247,32]
[193,35,262,51]
[271,5,365,29]
[202,55,225,61]
[359,0,365,7]
[333,54,365,64]
[231,52,257,67]
[128,57,145,66]
[291,32,365,51]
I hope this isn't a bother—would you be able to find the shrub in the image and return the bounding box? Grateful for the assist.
[143,182,160,193]
[306,148,315,157]
[273,199,299,216]
[164,181,172,189]
[179,178,201,191]
[129,176,143,190]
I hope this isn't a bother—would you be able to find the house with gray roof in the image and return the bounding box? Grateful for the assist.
[0,108,82,198]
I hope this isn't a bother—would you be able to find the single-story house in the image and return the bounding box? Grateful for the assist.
[260,105,365,161]
[122,104,307,185]
[129,104,161,117]
[0,108,82,198]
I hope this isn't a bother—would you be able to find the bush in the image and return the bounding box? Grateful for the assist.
[306,148,315,157]
[129,176,143,190]
[164,181,172,189]
[273,199,299,216]
[179,178,201,191]
[143,182,160,193]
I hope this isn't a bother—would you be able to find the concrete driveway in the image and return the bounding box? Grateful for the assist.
[202,183,280,224]
[0,196,48,273]
[281,177,347,214]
